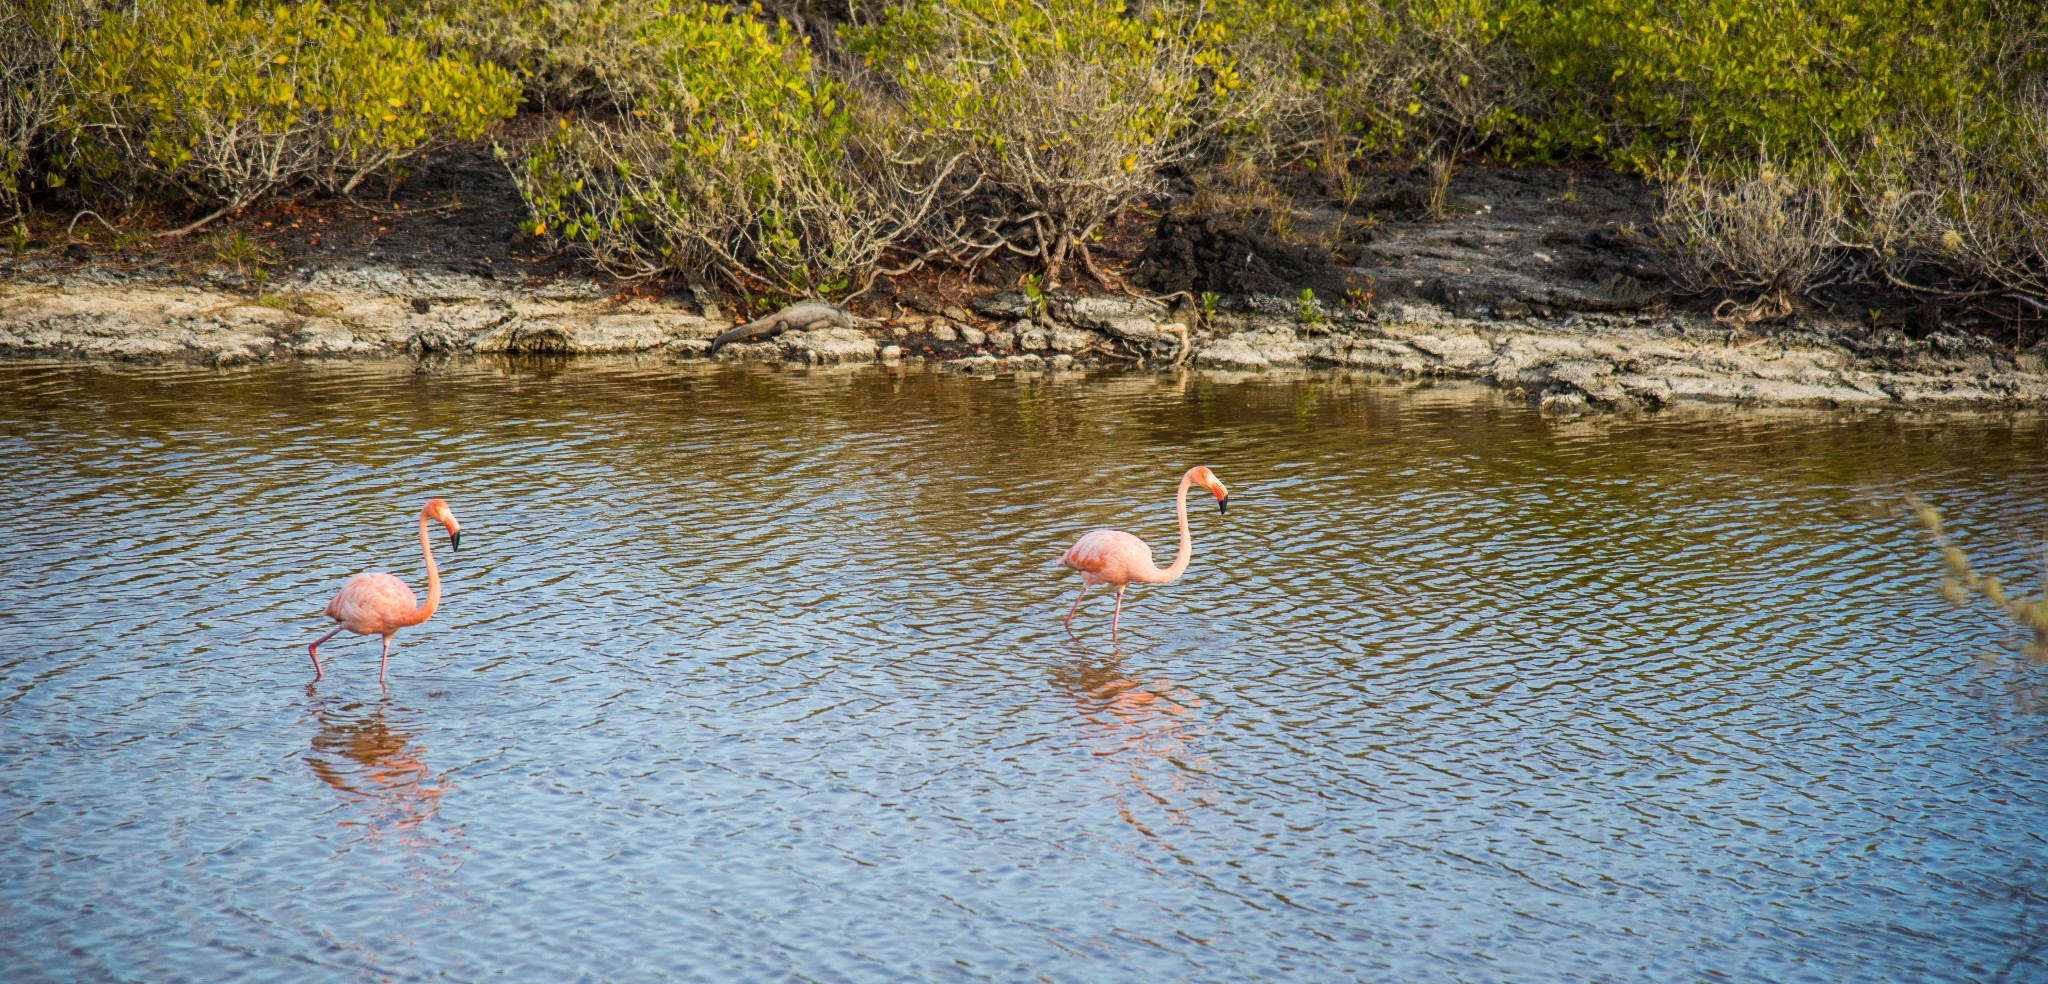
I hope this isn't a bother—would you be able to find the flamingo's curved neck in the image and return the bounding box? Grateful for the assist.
[1141,471,1197,584]
[402,512,440,627]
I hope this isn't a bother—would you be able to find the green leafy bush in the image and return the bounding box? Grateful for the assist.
[844,0,1241,279]
[1213,0,1527,172]
[1212,0,2038,168]
[56,0,518,228]
[394,0,680,110]
[1502,0,2026,168]
[510,2,943,299]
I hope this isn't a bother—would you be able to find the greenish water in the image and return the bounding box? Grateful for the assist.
[3,358,2046,982]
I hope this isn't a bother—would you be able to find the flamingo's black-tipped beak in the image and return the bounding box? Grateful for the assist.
[450,530,461,551]
[1218,495,1228,515]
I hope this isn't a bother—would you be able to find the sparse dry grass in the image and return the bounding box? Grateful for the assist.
[1187,158,1290,223]
[1655,154,1844,320]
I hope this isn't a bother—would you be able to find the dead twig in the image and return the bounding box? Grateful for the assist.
[65,209,125,242]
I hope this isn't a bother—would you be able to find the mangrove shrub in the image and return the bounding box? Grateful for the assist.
[510,2,946,299]
[56,0,519,228]
[844,0,1244,280]
[394,0,684,110]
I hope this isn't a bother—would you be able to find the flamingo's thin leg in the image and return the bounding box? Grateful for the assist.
[379,636,392,687]
[1111,586,1126,638]
[309,626,344,679]
[1064,583,1090,633]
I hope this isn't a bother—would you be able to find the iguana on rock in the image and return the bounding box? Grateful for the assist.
[706,302,854,354]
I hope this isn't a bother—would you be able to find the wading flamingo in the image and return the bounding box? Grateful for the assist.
[309,498,461,685]
[1057,466,1228,637]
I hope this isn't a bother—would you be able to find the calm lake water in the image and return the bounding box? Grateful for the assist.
[3,358,2046,983]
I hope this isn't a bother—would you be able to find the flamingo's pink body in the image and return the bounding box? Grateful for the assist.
[310,498,461,684]
[1058,466,1228,637]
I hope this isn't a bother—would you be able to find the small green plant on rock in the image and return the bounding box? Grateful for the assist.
[1297,287,1325,327]
[7,222,27,257]
[1345,280,1376,315]
[1424,151,1456,221]
[1198,291,1219,327]
[208,229,277,273]
[1020,273,1047,319]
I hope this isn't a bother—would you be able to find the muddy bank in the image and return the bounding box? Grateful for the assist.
[4,163,2045,410]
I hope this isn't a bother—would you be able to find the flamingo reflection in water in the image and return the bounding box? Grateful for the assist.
[304,693,466,879]
[1051,653,1216,842]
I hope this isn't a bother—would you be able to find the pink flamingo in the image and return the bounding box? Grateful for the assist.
[1057,466,1229,637]
[309,498,462,685]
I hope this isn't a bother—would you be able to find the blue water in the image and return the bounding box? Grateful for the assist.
[3,359,2046,982]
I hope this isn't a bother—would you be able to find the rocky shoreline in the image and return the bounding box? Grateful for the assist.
[3,261,2046,411]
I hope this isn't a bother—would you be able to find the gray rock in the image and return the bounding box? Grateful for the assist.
[946,354,1002,373]
[11,255,2048,412]
[1195,337,1271,369]
[974,293,1032,319]
[407,326,471,355]
[474,313,709,354]
[1050,327,1097,352]
[1544,358,1635,409]
[958,324,987,347]
[781,327,877,364]
[688,283,723,321]
[1058,295,1175,344]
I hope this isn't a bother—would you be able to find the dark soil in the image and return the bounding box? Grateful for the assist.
[1131,163,2039,346]
[250,143,565,280]
[1133,212,1356,298]
[3,136,582,289]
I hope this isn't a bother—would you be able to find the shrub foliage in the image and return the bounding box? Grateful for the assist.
[394,0,682,110]
[845,0,1243,280]
[0,4,64,211]
[53,0,518,227]
[511,2,949,299]
[3,0,2043,309]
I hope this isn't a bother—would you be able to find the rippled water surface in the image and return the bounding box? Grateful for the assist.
[5,359,2048,982]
